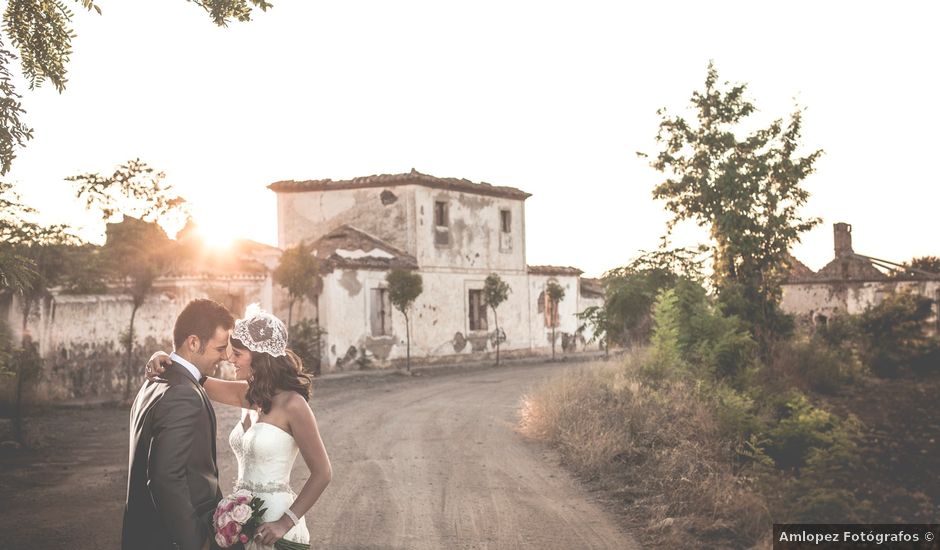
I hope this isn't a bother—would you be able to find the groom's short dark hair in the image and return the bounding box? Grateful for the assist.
[174,299,235,350]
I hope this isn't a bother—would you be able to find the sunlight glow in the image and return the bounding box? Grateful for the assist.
[191,213,237,248]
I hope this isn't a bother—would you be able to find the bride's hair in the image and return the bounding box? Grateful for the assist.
[231,336,312,413]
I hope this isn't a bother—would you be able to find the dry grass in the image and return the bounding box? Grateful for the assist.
[519,353,771,549]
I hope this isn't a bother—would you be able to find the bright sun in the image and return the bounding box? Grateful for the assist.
[192,212,237,248]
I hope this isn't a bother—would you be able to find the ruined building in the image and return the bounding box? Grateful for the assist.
[270,169,602,368]
[781,222,940,327]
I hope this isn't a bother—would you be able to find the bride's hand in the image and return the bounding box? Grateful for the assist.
[253,516,292,546]
[144,351,172,382]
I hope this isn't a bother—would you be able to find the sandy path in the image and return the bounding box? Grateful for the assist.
[1,361,638,550]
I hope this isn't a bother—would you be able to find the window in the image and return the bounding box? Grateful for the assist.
[500,209,511,233]
[468,289,488,331]
[370,288,393,336]
[434,201,448,227]
[499,208,513,252]
[434,200,450,246]
[543,291,559,328]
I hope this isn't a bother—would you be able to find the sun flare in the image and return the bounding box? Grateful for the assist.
[191,212,237,248]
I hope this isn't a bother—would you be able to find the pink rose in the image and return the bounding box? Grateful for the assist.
[232,489,252,501]
[236,495,250,504]
[214,533,229,548]
[216,512,231,529]
[239,534,249,544]
[223,520,241,538]
[224,500,236,512]
[231,503,252,523]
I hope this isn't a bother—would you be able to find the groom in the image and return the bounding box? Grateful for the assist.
[122,299,235,550]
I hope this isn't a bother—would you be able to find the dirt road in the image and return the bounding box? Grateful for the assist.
[0,360,638,549]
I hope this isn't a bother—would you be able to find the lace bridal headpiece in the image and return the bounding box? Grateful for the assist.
[232,303,288,357]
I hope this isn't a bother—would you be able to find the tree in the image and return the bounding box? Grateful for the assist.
[602,247,705,347]
[7,224,79,333]
[576,305,610,357]
[0,182,38,292]
[67,159,186,398]
[105,216,173,398]
[273,242,321,330]
[0,0,271,175]
[1,182,84,444]
[386,269,422,372]
[891,256,940,280]
[646,62,822,348]
[545,281,565,361]
[273,242,324,374]
[483,273,510,366]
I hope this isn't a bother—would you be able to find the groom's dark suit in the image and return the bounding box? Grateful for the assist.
[122,361,221,550]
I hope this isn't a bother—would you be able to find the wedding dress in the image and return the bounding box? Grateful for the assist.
[230,409,310,549]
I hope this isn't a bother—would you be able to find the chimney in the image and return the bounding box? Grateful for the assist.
[833,222,853,258]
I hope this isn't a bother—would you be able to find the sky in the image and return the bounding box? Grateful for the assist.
[5,0,939,278]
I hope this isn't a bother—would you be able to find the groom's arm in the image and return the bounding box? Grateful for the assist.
[148,385,207,550]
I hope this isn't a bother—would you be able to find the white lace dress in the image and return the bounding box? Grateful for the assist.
[230,410,310,549]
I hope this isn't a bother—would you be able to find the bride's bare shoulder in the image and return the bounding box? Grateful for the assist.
[272,390,309,410]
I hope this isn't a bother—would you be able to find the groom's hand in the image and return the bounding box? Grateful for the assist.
[145,351,173,382]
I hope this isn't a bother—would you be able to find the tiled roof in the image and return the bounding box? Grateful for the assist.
[268,168,531,201]
[527,265,584,276]
[580,277,604,298]
[784,253,889,284]
[782,254,817,283]
[310,225,418,271]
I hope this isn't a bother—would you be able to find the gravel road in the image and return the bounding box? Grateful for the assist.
[0,360,638,550]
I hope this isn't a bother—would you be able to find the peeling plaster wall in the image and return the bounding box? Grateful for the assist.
[527,275,583,351]
[413,187,525,272]
[318,267,555,371]
[781,280,940,323]
[2,276,268,401]
[277,187,416,254]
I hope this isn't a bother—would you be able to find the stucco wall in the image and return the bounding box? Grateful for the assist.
[526,275,582,352]
[277,187,415,254]
[781,279,940,323]
[413,186,526,272]
[318,267,593,370]
[2,276,268,401]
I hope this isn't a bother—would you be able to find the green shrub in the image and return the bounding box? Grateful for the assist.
[762,393,857,471]
[642,281,758,387]
[769,337,862,394]
[858,291,938,377]
[703,382,760,442]
[642,289,686,384]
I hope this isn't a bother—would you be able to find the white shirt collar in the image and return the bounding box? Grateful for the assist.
[169,351,201,382]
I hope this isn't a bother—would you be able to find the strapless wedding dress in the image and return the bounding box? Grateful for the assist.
[230,410,310,549]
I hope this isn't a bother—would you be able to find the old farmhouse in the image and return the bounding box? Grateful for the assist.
[270,169,603,368]
[3,170,602,400]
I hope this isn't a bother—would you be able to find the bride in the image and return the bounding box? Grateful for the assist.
[147,305,331,549]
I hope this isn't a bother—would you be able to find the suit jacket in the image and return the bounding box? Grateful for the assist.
[122,362,221,550]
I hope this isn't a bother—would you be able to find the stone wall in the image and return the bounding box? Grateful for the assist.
[781,279,940,328]
[1,275,268,403]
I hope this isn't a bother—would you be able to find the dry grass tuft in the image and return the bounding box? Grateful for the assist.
[519,354,770,548]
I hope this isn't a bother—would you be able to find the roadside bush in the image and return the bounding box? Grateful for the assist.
[641,289,686,384]
[858,291,938,377]
[762,392,858,472]
[520,358,770,548]
[766,337,862,394]
[643,283,757,387]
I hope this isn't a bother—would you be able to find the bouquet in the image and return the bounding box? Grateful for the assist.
[212,489,309,549]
